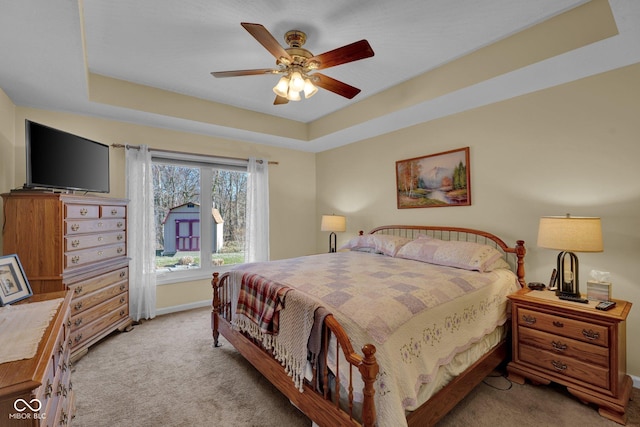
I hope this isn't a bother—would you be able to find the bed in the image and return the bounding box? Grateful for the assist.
[211,225,526,426]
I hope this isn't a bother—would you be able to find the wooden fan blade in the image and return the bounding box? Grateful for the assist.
[313,73,361,99]
[241,23,292,63]
[211,68,277,78]
[308,40,374,70]
[274,95,289,105]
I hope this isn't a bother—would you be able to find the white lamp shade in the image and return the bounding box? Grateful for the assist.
[273,76,289,98]
[303,79,318,99]
[537,215,603,252]
[287,88,301,101]
[321,215,346,232]
[289,71,305,92]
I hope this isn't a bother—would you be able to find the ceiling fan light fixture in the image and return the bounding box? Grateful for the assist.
[287,88,301,101]
[273,76,290,98]
[289,70,305,92]
[303,78,318,99]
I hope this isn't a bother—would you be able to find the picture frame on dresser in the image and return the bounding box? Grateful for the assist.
[0,254,32,306]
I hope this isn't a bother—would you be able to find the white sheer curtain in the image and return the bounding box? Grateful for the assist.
[125,145,157,321]
[245,157,270,262]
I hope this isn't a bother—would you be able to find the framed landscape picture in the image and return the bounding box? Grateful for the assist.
[0,254,33,306]
[396,147,471,209]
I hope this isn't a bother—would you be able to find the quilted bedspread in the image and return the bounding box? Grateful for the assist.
[229,251,520,426]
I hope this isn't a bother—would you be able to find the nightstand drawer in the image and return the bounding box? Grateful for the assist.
[519,344,609,389]
[518,326,609,367]
[518,307,608,347]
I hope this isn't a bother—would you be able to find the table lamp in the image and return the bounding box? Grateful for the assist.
[321,214,346,253]
[537,214,603,296]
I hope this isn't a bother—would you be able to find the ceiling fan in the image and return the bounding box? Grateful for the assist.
[211,23,375,105]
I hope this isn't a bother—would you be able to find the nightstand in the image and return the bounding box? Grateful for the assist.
[507,288,633,425]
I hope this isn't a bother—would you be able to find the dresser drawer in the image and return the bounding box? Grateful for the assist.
[65,218,126,235]
[65,243,126,268]
[518,326,609,367]
[70,282,128,328]
[65,230,126,252]
[517,307,609,347]
[70,296,129,348]
[101,205,126,218]
[68,266,128,299]
[65,204,99,219]
[519,344,609,389]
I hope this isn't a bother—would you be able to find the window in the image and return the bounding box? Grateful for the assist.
[152,153,248,283]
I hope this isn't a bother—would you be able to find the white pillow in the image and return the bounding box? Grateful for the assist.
[395,237,503,272]
[340,234,412,257]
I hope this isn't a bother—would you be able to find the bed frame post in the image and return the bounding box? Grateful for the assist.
[515,240,526,287]
[360,344,379,427]
[211,272,222,348]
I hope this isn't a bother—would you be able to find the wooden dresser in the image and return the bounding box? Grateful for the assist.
[0,291,74,426]
[507,288,633,425]
[1,192,133,361]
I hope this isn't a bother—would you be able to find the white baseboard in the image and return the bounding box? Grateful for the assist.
[156,299,211,316]
[632,374,640,389]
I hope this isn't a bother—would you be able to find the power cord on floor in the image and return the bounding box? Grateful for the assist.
[482,370,514,391]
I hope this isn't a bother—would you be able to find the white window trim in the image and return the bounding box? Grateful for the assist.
[152,153,248,286]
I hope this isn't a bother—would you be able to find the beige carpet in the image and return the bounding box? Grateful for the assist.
[72,307,639,427]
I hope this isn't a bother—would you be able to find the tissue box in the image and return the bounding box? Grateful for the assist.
[586,280,612,301]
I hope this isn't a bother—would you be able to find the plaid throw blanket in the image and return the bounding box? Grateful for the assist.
[236,272,290,334]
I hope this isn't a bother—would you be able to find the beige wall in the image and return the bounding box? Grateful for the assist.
[316,63,640,377]
[0,89,15,195]
[0,106,317,313]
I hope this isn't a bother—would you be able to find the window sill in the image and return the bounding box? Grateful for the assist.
[155,264,235,286]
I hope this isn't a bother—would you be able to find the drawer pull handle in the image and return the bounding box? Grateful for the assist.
[71,255,80,264]
[80,208,88,216]
[58,343,65,355]
[111,209,118,215]
[98,221,104,228]
[74,302,83,311]
[71,239,80,248]
[45,379,53,398]
[119,271,126,278]
[98,250,104,256]
[117,247,124,254]
[553,321,564,328]
[98,236,104,241]
[582,329,600,340]
[120,284,126,291]
[522,314,536,325]
[117,234,124,241]
[74,334,83,343]
[551,360,567,371]
[120,297,126,304]
[71,223,80,232]
[62,362,68,372]
[120,309,126,316]
[60,409,69,424]
[551,341,568,352]
[74,286,83,294]
[74,318,83,327]
[117,221,124,228]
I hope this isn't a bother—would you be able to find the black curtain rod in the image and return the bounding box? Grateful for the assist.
[110,143,278,165]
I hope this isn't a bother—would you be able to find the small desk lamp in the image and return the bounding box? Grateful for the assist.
[321,214,346,253]
[537,214,603,296]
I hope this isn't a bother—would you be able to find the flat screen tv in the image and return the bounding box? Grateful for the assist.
[25,120,110,193]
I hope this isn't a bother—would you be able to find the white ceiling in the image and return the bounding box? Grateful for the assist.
[1,0,639,152]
